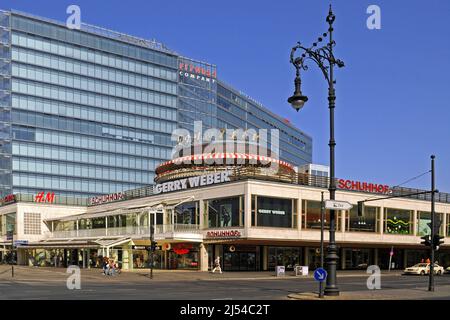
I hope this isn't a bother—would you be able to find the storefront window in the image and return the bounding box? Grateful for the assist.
[107,213,138,228]
[169,243,199,269]
[268,247,301,270]
[223,245,258,271]
[54,220,76,232]
[92,217,106,229]
[302,200,340,230]
[174,201,199,225]
[417,211,444,236]
[343,248,373,269]
[207,196,243,228]
[0,213,16,235]
[447,214,450,237]
[346,206,379,233]
[384,208,412,234]
[252,196,294,228]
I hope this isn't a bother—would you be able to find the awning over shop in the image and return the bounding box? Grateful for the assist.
[15,237,133,250]
[44,196,195,222]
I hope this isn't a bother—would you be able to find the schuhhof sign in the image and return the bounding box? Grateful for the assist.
[337,179,391,194]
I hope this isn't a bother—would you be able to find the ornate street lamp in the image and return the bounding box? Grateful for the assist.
[288,5,344,296]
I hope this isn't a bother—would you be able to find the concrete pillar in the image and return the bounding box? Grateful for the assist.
[87,249,91,269]
[403,249,408,269]
[244,184,251,229]
[262,246,268,271]
[17,248,27,266]
[412,210,417,236]
[199,200,205,228]
[341,248,346,270]
[122,248,131,271]
[379,207,385,234]
[82,249,86,268]
[341,210,346,233]
[200,243,208,271]
[304,247,309,267]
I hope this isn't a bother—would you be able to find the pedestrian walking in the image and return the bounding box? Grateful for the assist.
[211,256,222,274]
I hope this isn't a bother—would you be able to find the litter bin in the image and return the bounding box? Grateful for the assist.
[275,266,285,277]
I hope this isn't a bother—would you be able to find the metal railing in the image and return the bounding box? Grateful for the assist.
[47,224,202,239]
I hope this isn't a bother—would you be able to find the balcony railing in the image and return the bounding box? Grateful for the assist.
[47,224,202,239]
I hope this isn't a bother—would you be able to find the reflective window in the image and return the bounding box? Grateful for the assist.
[207,196,244,228]
[384,208,413,235]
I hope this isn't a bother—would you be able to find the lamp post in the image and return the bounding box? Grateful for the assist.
[288,5,344,296]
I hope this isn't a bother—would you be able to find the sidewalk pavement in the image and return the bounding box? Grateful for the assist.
[288,285,450,300]
[0,265,404,282]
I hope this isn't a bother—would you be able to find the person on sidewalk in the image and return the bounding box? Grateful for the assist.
[211,256,223,274]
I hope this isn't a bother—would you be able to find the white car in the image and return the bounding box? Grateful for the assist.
[404,263,444,275]
[446,266,450,274]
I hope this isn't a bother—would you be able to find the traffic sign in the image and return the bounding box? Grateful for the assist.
[325,200,353,210]
[313,267,328,282]
[13,240,28,247]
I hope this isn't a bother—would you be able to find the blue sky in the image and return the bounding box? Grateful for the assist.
[2,0,449,192]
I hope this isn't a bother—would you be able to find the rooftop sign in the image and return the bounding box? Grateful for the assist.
[153,171,231,195]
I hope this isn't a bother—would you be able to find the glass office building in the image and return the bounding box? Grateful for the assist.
[0,9,312,199]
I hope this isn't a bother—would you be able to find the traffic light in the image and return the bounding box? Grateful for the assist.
[421,235,431,247]
[357,201,364,217]
[432,234,444,251]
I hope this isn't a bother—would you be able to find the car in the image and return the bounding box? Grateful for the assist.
[446,266,450,274]
[404,263,445,275]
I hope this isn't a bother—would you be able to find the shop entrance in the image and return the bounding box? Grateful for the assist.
[223,245,258,271]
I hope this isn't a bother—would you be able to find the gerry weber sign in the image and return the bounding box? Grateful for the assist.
[153,171,231,195]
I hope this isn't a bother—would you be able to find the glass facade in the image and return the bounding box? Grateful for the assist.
[301,199,341,231]
[0,10,313,199]
[252,195,295,228]
[206,196,244,228]
[216,82,312,167]
[4,12,178,198]
[0,11,12,197]
[384,208,413,235]
[346,206,380,233]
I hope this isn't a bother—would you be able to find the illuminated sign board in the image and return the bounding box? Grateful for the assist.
[34,191,56,203]
[153,171,231,195]
[0,194,15,206]
[337,179,391,194]
[89,192,124,205]
[179,61,217,83]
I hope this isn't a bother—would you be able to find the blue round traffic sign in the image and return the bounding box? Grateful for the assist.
[313,267,327,282]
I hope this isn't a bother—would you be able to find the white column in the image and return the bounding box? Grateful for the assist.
[200,243,208,271]
[341,210,346,233]
[244,183,251,230]
[412,210,417,236]
[122,248,131,271]
[379,206,385,235]
[341,248,346,270]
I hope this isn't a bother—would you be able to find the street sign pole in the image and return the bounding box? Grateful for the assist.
[388,246,393,272]
[429,155,435,292]
[319,192,325,298]
[149,211,154,280]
